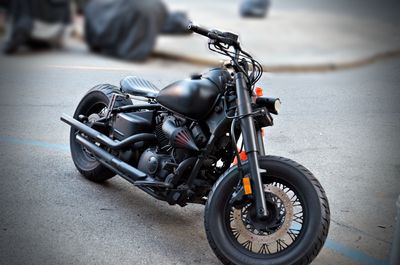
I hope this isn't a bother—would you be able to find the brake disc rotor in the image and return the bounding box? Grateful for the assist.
[231,184,294,245]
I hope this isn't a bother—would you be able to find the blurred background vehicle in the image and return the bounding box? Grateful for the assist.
[1,0,71,54]
[84,0,168,61]
[240,0,271,17]
[0,0,270,59]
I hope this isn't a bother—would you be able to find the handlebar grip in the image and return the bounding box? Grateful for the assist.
[188,23,240,48]
[187,23,210,37]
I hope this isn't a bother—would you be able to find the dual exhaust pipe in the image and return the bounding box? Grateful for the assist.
[60,114,155,183]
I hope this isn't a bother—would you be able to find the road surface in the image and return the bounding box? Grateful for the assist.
[0,50,398,264]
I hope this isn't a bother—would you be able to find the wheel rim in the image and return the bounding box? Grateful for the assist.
[74,102,108,163]
[225,177,306,256]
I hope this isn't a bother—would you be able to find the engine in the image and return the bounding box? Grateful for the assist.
[137,148,173,180]
[137,114,207,181]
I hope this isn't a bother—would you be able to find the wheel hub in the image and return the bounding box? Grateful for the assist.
[88,113,102,124]
[231,184,294,245]
[246,196,282,232]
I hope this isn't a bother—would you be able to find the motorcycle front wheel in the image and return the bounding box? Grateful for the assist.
[205,156,330,265]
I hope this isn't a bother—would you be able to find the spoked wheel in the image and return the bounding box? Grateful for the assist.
[205,156,330,265]
[70,84,131,182]
[228,181,304,255]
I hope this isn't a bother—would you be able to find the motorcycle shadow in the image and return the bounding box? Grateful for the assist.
[89,176,205,228]
[95,178,204,220]
[78,176,219,263]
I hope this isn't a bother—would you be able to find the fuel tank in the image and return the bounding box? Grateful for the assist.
[156,68,230,120]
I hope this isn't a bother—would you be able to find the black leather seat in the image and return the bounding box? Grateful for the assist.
[120,76,160,98]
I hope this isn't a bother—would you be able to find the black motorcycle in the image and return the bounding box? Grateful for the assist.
[61,23,330,265]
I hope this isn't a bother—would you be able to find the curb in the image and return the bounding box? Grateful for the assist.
[153,48,400,73]
[70,31,400,73]
[70,27,400,73]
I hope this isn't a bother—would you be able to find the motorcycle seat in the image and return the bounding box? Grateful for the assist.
[120,76,160,98]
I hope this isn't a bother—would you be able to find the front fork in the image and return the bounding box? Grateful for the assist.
[235,73,268,218]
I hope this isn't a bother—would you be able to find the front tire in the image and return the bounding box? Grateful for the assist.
[205,156,330,265]
[70,84,131,182]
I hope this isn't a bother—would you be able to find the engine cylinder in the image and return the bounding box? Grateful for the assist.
[162,119,199,151]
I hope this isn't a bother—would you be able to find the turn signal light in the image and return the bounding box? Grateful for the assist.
[239,151,247,161]
[232,151,248,165]
[243,177,252,195]
[255,87,263,97]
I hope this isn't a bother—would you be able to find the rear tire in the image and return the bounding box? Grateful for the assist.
[70,84,132,182]
[205,156,330,265]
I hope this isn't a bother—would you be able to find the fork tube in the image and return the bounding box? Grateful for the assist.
[257,130,265,156]
[235,72,268,218]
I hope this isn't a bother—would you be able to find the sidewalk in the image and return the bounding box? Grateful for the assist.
[14,0,399,72]
[156,0,400,71]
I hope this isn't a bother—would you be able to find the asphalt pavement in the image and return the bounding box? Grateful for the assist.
[0,48,398,265]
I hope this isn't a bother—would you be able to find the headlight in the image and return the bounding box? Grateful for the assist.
[255,97,281,115]
[274,98,281,114]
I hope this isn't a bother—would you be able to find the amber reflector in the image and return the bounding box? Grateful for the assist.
[243,177,252,195]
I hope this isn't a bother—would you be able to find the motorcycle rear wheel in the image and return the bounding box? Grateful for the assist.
[70,84,131,182]
[205,155,330,265]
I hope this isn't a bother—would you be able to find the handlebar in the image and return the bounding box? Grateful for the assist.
[188,23,240,48]
[188,24,210,38]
